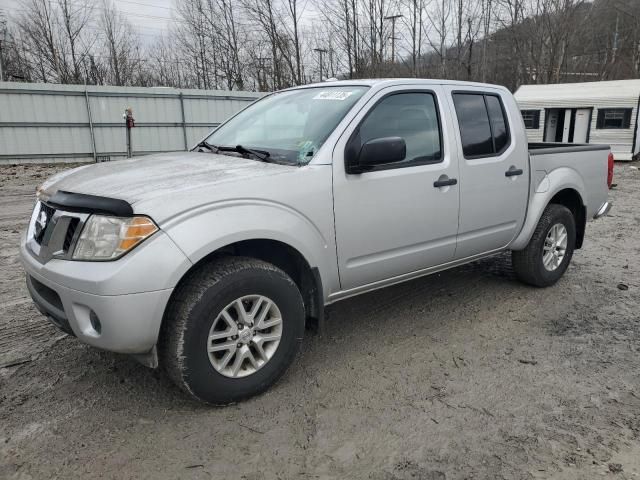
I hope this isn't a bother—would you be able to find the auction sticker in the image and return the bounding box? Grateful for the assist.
[313,91,354,101]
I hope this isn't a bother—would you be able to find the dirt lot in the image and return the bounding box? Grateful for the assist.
[1,162,639,480]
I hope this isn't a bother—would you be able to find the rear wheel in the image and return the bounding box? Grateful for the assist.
[512,203,576,287]
[161,257,305,404]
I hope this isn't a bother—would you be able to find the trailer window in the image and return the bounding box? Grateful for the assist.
[521,110,540,129]
[597,108,632,129]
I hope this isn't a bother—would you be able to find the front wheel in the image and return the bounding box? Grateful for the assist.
[160,257,305,404]
[512,203,576,287]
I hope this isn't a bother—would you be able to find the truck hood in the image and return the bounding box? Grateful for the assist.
[40,152,298,205]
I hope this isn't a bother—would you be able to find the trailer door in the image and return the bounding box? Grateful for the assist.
[573,108,591,143]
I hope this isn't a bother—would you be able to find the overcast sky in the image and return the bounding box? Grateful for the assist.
[0,0,176,39]
[0,0,323,46]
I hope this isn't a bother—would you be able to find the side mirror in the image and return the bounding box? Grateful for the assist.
[348,137,406,173]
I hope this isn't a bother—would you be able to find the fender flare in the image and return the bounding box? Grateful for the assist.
[510,167,586,251]
[161,199,335,296]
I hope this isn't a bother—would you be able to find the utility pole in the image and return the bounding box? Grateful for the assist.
[313,48,327,81]
[256,56,271,91]
[612,13,620,63]
[384,15,403,63]
[0,12,7,82]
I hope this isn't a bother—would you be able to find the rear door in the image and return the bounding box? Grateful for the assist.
[332,85,460,290]
[444,87,529,259]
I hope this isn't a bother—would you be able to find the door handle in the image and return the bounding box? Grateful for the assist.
[505,167,524,177]
[433,177,458,188]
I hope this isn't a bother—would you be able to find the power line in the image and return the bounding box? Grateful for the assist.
[113,0,175,11]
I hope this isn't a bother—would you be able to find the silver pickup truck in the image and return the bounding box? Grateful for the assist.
[21,79,612,404]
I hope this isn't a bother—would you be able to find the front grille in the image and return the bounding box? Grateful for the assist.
[41,203,55,219]
[34,203,56,245]
[63,218,80,253]
[27,201,89,262]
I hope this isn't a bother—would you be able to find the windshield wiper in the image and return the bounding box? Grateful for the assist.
[195,140,219,152]
[195,141,272,162]
[217,145,271,162]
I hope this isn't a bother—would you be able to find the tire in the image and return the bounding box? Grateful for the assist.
[512,203,576,287]
[160,256,305,404]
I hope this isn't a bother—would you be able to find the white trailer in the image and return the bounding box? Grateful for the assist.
[515,80,640,161]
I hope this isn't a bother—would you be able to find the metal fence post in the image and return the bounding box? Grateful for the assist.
[124,107,134,158]
[179,92,188,150]
[84,87,97,162]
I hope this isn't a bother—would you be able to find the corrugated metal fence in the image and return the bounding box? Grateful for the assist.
[0,82,262,164]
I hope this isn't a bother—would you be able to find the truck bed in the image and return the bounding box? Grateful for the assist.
[528,142,610,154]
[527,142,610,220]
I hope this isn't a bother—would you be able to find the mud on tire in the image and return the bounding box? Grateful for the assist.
[160,256,305,405]
[512,203,576,288]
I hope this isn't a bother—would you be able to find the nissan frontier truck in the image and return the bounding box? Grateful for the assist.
[21,79,613,404]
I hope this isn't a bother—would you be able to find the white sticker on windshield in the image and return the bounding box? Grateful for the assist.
[313,91,354,101]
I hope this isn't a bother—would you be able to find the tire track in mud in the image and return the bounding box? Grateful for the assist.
[0,304,63,367]
[0,168,65,370]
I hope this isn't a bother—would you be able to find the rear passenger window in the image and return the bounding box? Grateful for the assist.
[452,94,493,157]
[486,96,509,152]
[453,93,511,158]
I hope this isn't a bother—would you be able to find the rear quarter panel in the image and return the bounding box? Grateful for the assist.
[510,146,610,250]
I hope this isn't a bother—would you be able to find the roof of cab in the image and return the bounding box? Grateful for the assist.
[286,78,510,91]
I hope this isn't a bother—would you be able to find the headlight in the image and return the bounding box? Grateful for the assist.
[73,215,158,261]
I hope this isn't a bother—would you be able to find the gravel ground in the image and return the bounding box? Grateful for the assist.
[0,162,639,480]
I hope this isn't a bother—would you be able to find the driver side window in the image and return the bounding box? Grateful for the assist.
[356,92,443,166]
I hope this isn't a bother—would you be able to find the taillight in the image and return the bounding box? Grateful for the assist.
[607,152,614,189]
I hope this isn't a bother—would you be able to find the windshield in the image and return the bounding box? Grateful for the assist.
[203,86,369,164]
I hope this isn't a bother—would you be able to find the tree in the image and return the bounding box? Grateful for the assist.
[5,0,640,91]
[425,0,451,77]
[99,0,142,86]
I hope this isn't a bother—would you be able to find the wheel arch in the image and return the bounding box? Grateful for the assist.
[509,186,587,250]
[163,238,324,334]
[511,171,587,252]
[510,187,587,250]
[548,188,586,249]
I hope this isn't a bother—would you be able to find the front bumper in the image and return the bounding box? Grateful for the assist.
[20,232,191,355]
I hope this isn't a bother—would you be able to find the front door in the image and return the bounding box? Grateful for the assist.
[332,86,460,290]
[445,87,529,259]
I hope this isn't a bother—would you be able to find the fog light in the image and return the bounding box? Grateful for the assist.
[89,310,102,334]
